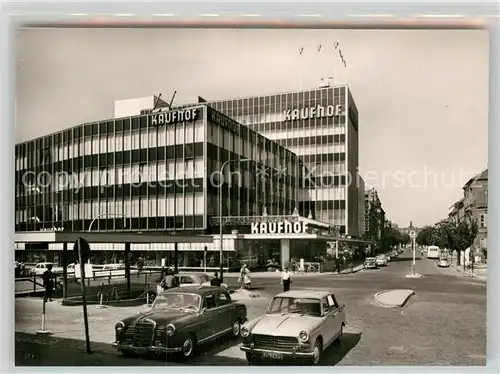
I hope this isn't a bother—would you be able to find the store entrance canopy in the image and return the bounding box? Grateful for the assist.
[14,231,214,244]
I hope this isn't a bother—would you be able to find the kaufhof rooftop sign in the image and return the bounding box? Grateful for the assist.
[150,107,199,126]
[283,104,343,121]
[251,220,308,235]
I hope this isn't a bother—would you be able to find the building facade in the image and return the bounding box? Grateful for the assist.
[364,187,386,250]
[15,104,304,236]
[200,85,362,237]
[448,168,488,261]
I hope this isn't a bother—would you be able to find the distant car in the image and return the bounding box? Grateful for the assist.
[364,257,378,269]
[240,290,346,365]
[147,272,228,301]
[375,255,388,267]
[113,286,247,360]
[29,262,63,276]
[437,258,450,268]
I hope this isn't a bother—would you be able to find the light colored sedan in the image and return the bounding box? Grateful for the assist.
[364,257,378,269]
[437,258,450,268]
[30,262,64,276]
[240,290,346,365]
[375,255,388,267]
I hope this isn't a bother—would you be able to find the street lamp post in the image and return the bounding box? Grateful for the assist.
[219,159,250,283]
[88,213,128,232]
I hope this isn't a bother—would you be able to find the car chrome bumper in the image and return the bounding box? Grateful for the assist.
[240,343,315,358]
[112,342,182,354]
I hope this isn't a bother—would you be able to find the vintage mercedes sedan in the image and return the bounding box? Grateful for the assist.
[113,286,247,360]
[240,290,346,365]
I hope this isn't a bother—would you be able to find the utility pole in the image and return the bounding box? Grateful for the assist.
[409,229,417,276]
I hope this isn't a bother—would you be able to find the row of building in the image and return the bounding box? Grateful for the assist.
[448,168,488,262]
[14,85,390,269]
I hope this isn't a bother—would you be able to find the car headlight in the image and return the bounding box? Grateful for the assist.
[165,323,176,336]
[298,330,309,342]
[115,321,125,332]
[241,326,250,338]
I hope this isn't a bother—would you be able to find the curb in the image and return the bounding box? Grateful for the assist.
[374,289,415,308]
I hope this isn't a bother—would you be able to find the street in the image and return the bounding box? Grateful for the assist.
[15,250,486,366]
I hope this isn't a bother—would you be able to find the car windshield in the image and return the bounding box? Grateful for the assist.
[152,293,201,311]
[376,255,385,260]
[268,296,322,317]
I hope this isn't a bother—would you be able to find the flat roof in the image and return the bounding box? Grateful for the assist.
[14,232,214,244]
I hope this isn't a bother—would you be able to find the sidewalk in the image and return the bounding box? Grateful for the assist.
[223,264,365,279]
[442,263,487,282]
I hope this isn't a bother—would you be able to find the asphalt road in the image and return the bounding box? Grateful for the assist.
[15,250,486,366]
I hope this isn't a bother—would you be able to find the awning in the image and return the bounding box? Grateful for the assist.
[14,231,214,244]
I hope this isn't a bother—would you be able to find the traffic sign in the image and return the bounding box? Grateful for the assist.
[73,237,91,264]
[409,230,417,239]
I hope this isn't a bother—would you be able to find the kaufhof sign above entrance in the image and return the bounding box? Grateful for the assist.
[283,104,343,121]
[251,220,308,235]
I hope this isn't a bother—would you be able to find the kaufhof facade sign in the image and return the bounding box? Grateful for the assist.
[150,107,199,126]
[251,220,308,235]
[283,104,343,121]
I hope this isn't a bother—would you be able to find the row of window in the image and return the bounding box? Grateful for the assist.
[16,194,205,223]
[16,216,206,232]
[208,86,346,113]
[247,115,347,133]
[300,187,346,201]
[287,143,347,156]
[42,159,205,192]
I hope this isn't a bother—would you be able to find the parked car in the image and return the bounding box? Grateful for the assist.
[240,290,346,365]
[364,257,378,269]
[147,272,228,301]
[113,286,247,360]
[29,262,64,276]
[375,255,388,267]
[437,258,450,268]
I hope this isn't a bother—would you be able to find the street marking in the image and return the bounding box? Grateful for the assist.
[214,344,243,358]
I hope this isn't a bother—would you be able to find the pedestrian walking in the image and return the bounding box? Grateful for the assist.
[210,272,222,287]
[335,256,342,274]
[239,264,247,288]
[239,264,251,289]
[281,266,292,292]
[42,264,54,302]
[137,256,144,273]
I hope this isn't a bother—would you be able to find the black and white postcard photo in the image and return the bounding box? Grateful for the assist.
[14,27,488,367]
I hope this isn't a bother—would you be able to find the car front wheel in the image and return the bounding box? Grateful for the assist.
[231,319,241,338]
[335,325,343,344]
[179,335,196,360]
[311,339,322,365]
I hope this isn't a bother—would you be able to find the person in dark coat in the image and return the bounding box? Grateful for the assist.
[210,272,222,287]
[42,264,54,302]
[335,256,342,274]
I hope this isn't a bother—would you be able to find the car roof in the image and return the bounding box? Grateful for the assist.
[160,285,226,296]
[274,290,332,299]
[178,272,209,277]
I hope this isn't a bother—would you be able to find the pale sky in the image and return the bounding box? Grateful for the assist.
[15,28,489,227]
